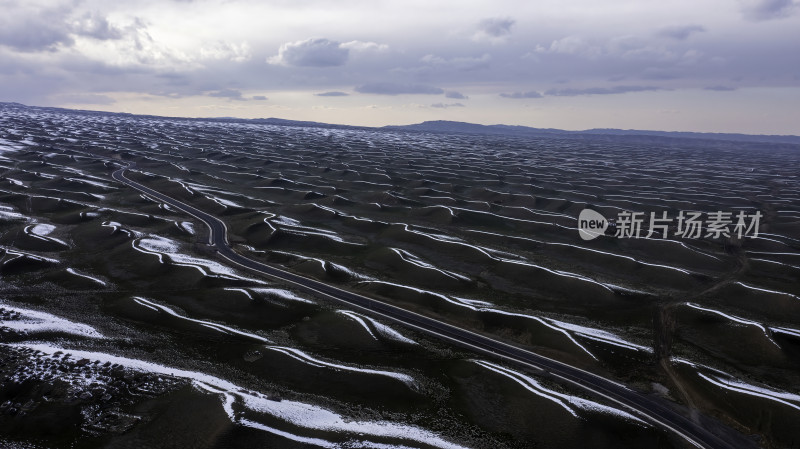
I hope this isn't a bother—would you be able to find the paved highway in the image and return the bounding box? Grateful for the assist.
[112,165,756,449]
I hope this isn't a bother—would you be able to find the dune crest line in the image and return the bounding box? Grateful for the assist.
[112,163,754,449]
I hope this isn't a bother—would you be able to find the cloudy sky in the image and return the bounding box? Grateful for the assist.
[1,0,799,134]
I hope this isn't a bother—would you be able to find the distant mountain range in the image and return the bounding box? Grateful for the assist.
[2,102,798,146]
[383,120,800,145]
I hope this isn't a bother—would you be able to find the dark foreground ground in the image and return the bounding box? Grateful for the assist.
[1,103,799,448]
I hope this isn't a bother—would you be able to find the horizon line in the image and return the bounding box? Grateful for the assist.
[3,101,799,142]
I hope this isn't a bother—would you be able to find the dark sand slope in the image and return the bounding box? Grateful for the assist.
[0,103,798,448]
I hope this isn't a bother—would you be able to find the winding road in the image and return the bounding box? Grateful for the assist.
[112,164,756,449]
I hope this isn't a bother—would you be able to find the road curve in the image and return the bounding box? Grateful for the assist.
[112,165,755,449]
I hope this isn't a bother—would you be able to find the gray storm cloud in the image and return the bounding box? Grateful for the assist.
[500,91,543,99]
[657,25,706,40]
[269,38,350,67]
[445,91,468,99]
[545,86,663,96]
[71,12,124,40]
[0,4,131,53]
[419,53,492,71]
[207,89,246,100]
[0,23,74,52]
[474,17,515,40]
[742,0,797,20]
[355,83,445,95]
